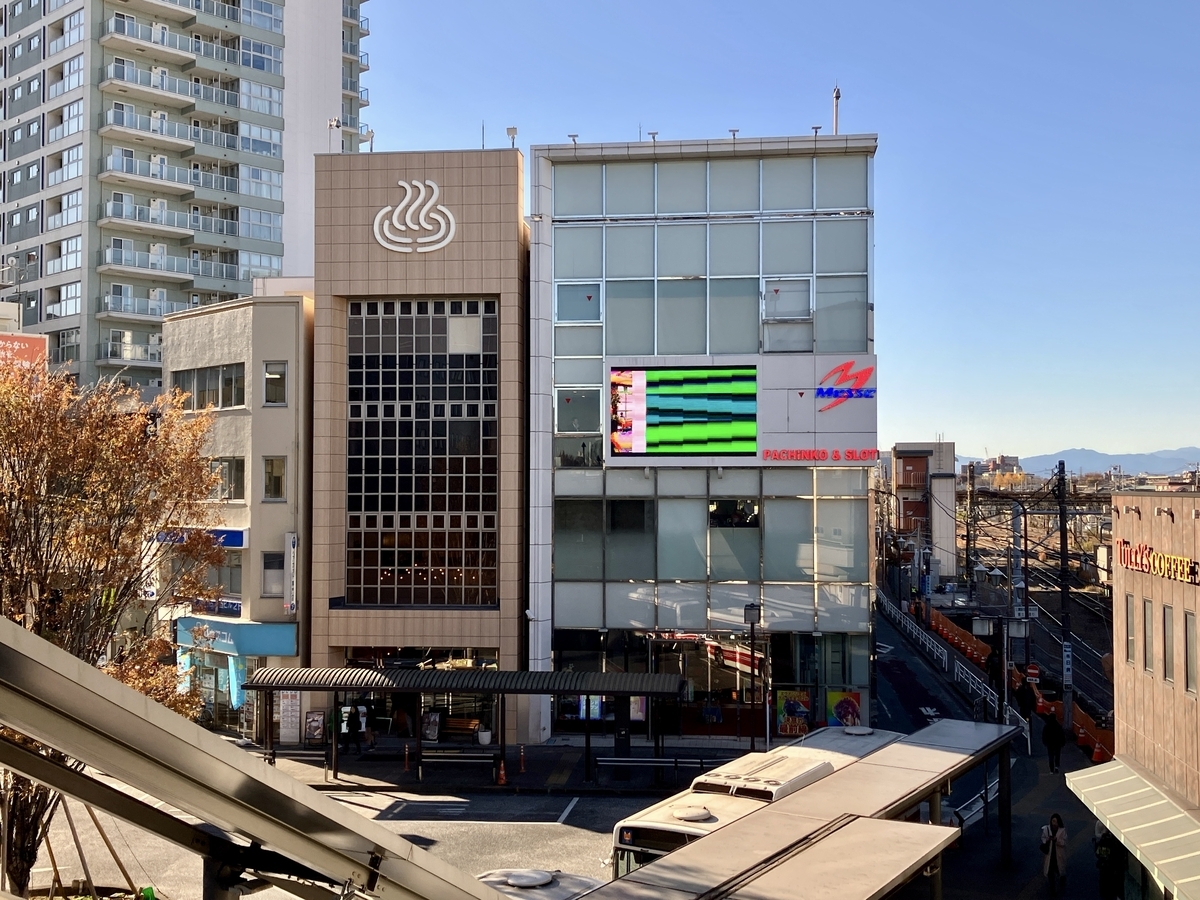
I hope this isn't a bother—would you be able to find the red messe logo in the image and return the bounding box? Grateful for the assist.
[816,361,876,412]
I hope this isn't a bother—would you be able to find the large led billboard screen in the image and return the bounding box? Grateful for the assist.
[610,367,757,456]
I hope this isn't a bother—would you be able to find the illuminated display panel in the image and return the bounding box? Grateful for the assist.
[610,367,757,456]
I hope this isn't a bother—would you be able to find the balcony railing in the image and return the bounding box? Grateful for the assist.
[45,255,82,276]
[99,248,245,282]
[103,200,192,229]
[103,62,195,101]
[360,51,369,68]
[47,24,85,56]
[105,107,192,141]
[97,341,163,363]
[359,87,369,103]
[193,0,283,33]
[51,345,79,364]
[102,17,195,55]
[342,75,358,93]
[342,4,358,19]
[48,70,83,99]
[47,117,83,144]
[46,205,83,230]
[102,153,241,193]
[101,294,191,317]
[342,40,358,56]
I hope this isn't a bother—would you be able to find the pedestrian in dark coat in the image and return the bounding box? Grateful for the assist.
[1042,712,1067,773]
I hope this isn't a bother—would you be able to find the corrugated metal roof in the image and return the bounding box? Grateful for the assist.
[241,667,686,697]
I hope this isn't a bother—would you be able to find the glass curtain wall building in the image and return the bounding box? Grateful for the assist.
[0,0,370,385]
[529,135,879,739]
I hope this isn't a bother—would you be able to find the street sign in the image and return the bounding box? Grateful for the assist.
[1062,643,1073,687]
[1025,662,1040,684]
[1015,604,1038,619]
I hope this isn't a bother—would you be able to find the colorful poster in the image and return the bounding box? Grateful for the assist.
[630,696,647,722]
[827,691,863,726]
[776,690,812,736]
[610,367,757,456]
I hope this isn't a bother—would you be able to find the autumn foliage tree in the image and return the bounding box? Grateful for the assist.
[0,361,223,895]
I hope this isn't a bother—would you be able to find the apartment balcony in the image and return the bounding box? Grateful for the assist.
[99,153,197,196]
[96,341,163,367]
[359,87,369,107]
[342,75,359,95]
[97,248,196,284]
[99,201,194,238]
[342,4,359,21]
[98,294,192,320]
[100,17,196,66]
[360,17,370,35]
[342,40,359,58]
[184,213,242,242]
[359,51,370,71]
[99,62,197,109]
[194,0,283,34]
[45,206,84,231]
[895,472,928,489]
[99,108,195,152]
[102,0,197,24]
[51,345,80,365]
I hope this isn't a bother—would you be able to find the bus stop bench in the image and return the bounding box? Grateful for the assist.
[418,748,499,782]
[440,717,481,741]
[592,756,735,787]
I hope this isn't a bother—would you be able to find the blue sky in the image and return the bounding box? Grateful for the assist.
[362,1,1200,459]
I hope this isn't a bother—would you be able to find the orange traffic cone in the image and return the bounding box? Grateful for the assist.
[519,744,526,774]
[1092,743,1110,763]
[497,758,508,786]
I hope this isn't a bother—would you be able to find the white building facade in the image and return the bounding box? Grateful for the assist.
[529,135,879,740]
[0,0,369,386]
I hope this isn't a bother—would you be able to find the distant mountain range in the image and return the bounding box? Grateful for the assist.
[963,448,1200,477]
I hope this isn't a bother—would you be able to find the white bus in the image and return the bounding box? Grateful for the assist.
[609,727,901,878]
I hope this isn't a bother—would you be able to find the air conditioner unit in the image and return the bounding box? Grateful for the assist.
[150,154,168,172]
[149,334,162,346]
[151,288,166,301]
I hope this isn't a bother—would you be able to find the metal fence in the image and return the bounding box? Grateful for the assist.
[875,590,949,671]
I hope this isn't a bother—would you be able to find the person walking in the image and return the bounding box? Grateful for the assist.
[1042,712,1067,773]
[1040,813,1068,894]
[342,705,362,754]
[1015,677,1037,723]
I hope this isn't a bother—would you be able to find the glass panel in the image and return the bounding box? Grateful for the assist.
[763,157,813,210]
[763,221,813,275]
[1125,593,1135,663]
[763,468,813,496]
[554,226,602,279]
[555,469,604,494]
[657,224,706,277]
[657,161,706,213]
[709,583,758,630]
[658,583,708,630]
[553,500,603,579]
[264,361,286,405]
[763,584,814,632]
[817,585,870,632]
[606,469,655,496]
[556,283,601,322]
[710,469,759,495]
[818,469,868,496]
[605,280,655,356]
[815,499,868,582]
[1186,611,1196,692]
[658,498,708,580]
[554,436,603,469]
[764,323,813,353]
[262,552,284,596]
[606,499,655,580]
[709,498,760,580]
[605,225,653,277]
[605,584,656,629]
[814,276,867,353]
[849,635,870,684]
[763,498,814,580]
[764,279,810,318]
[709,223,758,276]
[709,159,759,211]
[605,162,654,214]
[556,388,601,433]
[554,357,602,385]
[657,469,707,496]
[709,278,759,354]
[815,156,867,209]
[554,164,602,216]
[555,325,602,356]
[656,280,706,354]
[815,219,867,274]
[554,582,603,627]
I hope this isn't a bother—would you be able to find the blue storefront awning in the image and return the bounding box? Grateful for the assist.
[175,616,297,658]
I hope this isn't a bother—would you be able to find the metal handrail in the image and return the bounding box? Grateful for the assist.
[876,590,948,671]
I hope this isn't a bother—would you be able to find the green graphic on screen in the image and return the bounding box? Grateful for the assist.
[610,367,757,456]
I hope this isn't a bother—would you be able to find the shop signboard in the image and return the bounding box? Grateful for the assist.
[777,689,812,736]
[0,333,48,368]
[826,691,863,727]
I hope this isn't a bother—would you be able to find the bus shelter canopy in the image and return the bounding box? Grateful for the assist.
[242,667,687,697]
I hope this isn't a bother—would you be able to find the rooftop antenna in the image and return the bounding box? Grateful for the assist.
[481,121,485,149]
[729,128,739,140]
[568,134,578,147]
[833,84,841,135]
[648,131,658,143]
[811,125,822,136]
[506,126,518,149]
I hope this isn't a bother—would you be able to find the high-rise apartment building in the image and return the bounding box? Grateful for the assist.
[1,0,370,386]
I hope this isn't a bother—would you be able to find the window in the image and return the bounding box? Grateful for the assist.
[1164,605,1175,683]
[45,281,80,318]
[262,552,284,596]
[263,456,285,500]
[207,550,242,596]
[553,499,603,579]
[1126,593,1135,663]
[709,498,760,581]
[1144,598,1154,672]
[556,283,601,323]
[606,499,655,580]
[173,363,245,410]
[1187,611,1197,693]
[263,361,287,405]
[209,457,245,500]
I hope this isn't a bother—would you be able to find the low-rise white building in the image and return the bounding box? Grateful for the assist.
[162,279,312,739]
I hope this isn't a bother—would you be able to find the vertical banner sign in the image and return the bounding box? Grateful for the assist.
[279,690,301,744]
[284,532,298,615]
[1062,643,1073,687]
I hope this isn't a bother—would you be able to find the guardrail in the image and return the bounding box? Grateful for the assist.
[876,590,948,671]
[954,661,1030,750]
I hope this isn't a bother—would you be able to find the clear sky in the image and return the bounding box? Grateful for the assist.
[361,1,1200,459]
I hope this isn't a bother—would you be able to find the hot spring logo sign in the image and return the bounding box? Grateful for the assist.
[373,179,456,253]
[815,361,876,411]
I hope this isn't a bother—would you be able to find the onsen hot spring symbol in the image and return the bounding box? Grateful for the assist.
[372,179,457,253]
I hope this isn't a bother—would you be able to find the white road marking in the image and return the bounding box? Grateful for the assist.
[876,643,894,655]
[557,797,579,824]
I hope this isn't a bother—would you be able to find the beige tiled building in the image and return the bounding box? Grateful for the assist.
[310,149,530,738]
[1069,491,1200,900]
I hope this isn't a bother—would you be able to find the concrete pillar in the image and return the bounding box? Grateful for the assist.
[999,744,1012,864]
[929,789,942,900]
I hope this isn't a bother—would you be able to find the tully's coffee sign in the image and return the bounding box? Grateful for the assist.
[1117,540,1200,585]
